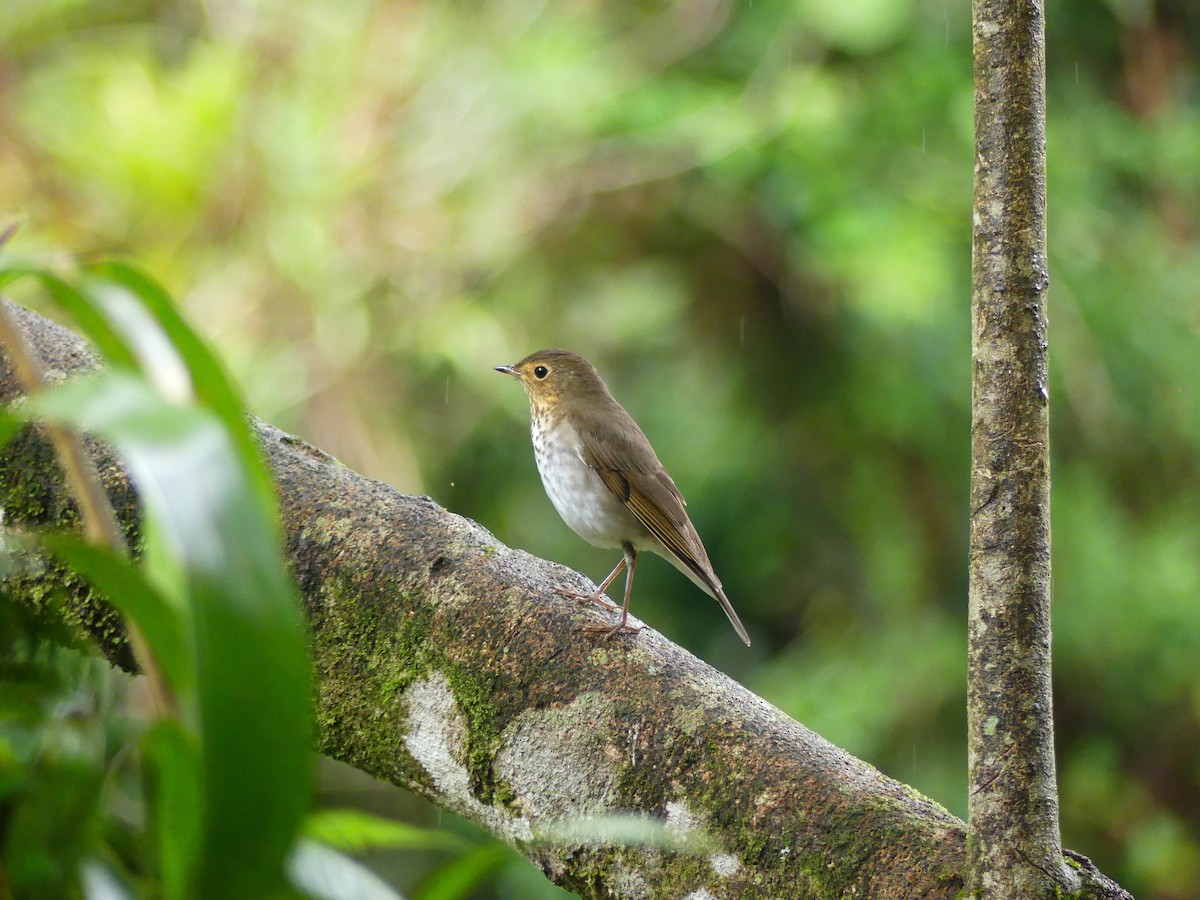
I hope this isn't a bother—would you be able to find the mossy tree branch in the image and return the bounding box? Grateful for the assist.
[1,301,1130,898]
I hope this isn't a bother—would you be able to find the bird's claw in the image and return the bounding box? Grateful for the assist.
[581,620,644,639]
[555,586,619,611]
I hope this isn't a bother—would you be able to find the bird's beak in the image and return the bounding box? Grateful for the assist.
[494,364,519,376]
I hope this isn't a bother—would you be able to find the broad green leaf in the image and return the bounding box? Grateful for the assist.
[287,840,405,900]
[76,277,194,404]
[39,533,194,697]
[0,258,47,291]
[80,858,135,900]
[84,264,277,504]
[9,271,140,372]
[303,810,471,854]
[414,843,511,900]
[142,722,203,900]
[26,368,312,899]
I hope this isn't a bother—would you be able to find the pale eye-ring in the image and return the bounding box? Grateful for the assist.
[533,365,549,379]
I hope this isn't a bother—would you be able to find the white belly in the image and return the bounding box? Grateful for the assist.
[533,419,647,549]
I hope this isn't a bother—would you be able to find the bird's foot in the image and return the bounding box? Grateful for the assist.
[581,620,644,639]
[555,585,620,612]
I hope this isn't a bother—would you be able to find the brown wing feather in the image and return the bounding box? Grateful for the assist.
[576,397,751,645]
[580,420,718,590]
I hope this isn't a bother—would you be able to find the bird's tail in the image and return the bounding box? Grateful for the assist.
[666,553,753,647]
[715,587,752,647]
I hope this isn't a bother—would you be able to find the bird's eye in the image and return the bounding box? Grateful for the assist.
[533,365,549,380]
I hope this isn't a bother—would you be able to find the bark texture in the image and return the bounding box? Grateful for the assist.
[969,0,1075,896]
[1,301,1132,899]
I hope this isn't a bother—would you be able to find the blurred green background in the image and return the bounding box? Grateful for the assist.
[2,0,1198,897]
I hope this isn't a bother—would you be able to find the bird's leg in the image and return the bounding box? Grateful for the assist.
[555,555,626,611]
[582,543,644,638]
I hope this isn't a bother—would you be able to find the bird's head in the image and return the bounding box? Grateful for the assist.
[494,349,607,413]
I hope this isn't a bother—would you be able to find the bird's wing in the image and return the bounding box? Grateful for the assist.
[578,414,751,646]
[580,432,717,584]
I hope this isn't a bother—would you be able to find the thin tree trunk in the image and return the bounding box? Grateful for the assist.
[969,0,1076,895]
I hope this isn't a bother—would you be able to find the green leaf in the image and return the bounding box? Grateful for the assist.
[39,533,194,697]
[26,367,312,899]
[83,264,277,504]
[303,810,471,855]
[0,258,47,291]
[80,857,136,900]
[0,407,26,452]
[26,271,141,372]
[142,723,203,900]
[286,840,405,900]
[1,722,106,898]
[414,843,511,900]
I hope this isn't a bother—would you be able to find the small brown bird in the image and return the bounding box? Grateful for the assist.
[496,349,751,646]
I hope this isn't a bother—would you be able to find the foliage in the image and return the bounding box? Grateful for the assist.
[1,0,1198,898]
[0,264,461,898]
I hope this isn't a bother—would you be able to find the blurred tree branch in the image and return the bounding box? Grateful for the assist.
[0,301,1131,898]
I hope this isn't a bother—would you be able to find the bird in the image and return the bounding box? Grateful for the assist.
[495,349,751,646]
